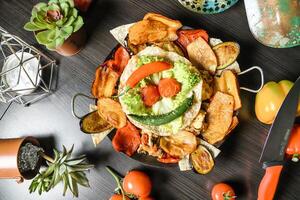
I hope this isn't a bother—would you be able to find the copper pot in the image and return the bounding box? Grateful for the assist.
[55,28,86,56]
[0,137,40,183]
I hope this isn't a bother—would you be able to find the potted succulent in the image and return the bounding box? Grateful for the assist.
[24,0,85,56]
[0,137,41,183]
[0,137,93,197]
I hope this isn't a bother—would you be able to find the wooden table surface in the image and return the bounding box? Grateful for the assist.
[0,0,300,199]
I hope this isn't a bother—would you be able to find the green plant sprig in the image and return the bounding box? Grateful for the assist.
[29,145,93,197]
[24,0,84,50]
[106,166,136,200]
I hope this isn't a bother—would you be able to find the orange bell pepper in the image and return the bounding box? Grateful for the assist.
[286,124,300,162]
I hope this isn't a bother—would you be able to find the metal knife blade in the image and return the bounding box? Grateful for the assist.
[260,77,300,163]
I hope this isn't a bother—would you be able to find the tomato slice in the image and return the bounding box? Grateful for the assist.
[158,78,181,97]
[177,29,209,49]
[105,46,130,75]
[112,122,141,156]
[141,85,161,106]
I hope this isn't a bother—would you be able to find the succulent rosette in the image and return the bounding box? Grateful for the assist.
[24,0,84,50]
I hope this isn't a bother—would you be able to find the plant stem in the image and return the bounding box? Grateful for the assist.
[106,166,126,200]
[39,151,55,163]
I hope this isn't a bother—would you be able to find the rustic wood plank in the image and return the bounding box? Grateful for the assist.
[0,0,299,199]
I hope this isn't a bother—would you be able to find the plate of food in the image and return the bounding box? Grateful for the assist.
[72,13,264,173]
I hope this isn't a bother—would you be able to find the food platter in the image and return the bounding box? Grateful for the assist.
[72,13,264,173]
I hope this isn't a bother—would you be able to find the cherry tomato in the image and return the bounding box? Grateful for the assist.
[109,194,130,200]
[139,197,155,200]
[123,170,152,198]
[211,183,236,200]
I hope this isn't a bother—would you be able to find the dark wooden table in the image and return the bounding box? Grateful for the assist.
[0,0,299,199]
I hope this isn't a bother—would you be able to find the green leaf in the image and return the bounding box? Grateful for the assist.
[70,8,78,18]
[32,18,48,29]
[68,173,74,194]
[70,172,90,187]
[62,174,69,196]
[61,26,73,39]
[72,181,79,197]
[60,2,70,16]
[24,22,42,31]
[67,164,93,172]
[63,16,75,28]
[66,144,74,159]
[73,16,83,32]
[36,30,52,44]
[59,164,67,176]
[43,164,55,177]
[49,0,59,4]
[65,157,86,166]
[66,0,75,7]
[53,149,60,162]
[53,167,62,186]
[34,2,47,11]
[47,4,60,11]
[37,181,43,195]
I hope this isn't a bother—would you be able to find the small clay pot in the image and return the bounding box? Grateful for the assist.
[55,28,86,56]
[0,137,41,183]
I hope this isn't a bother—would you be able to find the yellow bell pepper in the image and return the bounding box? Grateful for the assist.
[255,80,300,124]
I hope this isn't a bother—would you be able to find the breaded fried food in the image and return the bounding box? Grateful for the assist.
[128,13,182,46]
[202,91,234,144]
[92,67,119,98]
[187,37,218,74]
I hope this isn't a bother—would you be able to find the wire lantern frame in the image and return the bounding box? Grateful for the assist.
[0,26,58,106]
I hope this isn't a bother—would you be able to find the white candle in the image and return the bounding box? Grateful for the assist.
[2,52,41,94]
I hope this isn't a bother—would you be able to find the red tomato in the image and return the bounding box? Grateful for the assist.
[141,85,161,106]
[123,171,152,198]
[211,183,236,200]
[158,78,181,98]
[109,194,130,200]
[139,197,155,200]
[112,122,141,156]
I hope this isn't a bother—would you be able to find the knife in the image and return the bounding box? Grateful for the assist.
[258,77,300,200]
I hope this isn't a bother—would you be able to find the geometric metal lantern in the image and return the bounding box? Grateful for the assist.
[0,26,58,106]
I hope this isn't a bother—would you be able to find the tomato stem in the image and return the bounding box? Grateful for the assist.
[292,154,299,162]
[106,166,126,200]
[223,191,237,200]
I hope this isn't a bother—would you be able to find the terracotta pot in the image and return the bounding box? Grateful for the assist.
[0,137,40,183]
[55,28,86,56]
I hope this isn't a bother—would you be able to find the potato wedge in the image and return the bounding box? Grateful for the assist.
[199,70,214,100]
[227,116,239,135]
[80,111,112,134]
[191,145,214,174]
[215,70,242,110]
[160,130,197,158]
[187,37,217,74]
[97,98,127,128]
[213,42,240,70]
[189,110,206,133]
[202,92,234,144]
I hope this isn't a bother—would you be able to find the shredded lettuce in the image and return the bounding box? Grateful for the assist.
[121,88,150,115]
[137,55,165,67]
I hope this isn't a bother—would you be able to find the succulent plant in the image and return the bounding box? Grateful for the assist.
[29,145,93,197]
[24,0,84,50]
